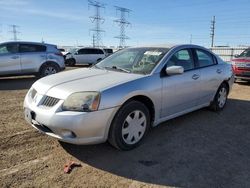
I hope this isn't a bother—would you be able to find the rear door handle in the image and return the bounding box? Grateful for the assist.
[216,69,222,74]
[192,74,200,80]
[11,55,19,59]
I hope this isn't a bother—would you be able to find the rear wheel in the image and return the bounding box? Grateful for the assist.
[39,63,59,77]
[210,83,229,111]
[108,101,150,150]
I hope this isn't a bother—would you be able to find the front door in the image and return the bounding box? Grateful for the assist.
[161,49,201,118]
[0,43,20,75]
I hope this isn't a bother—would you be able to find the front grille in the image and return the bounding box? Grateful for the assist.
[41,96,60,107]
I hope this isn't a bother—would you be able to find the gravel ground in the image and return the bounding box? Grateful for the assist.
[0,70,249,188]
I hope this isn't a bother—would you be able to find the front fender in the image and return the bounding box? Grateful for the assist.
[99,74,162,120]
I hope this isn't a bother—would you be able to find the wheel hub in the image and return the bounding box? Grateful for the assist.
[122,110,147,145]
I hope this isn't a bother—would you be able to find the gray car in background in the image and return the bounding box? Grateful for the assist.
[0,41,65,77]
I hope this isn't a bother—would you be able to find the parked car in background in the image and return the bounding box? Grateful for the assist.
[65,47,106,66]
[24,44,234,150]
[103,48,113,56]
[231,48,250,81]
[58,48,69,59]
[0,41,65,77]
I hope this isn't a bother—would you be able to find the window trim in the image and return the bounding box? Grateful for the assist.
[19,43,47,53]
[160,48,196,77]
[193,48,217,69]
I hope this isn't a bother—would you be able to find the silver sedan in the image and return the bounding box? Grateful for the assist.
[24,45,234,150]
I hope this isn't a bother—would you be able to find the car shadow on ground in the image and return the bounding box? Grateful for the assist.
[236,80,250,86]
[61,98,250,187]
[0,76,37,90]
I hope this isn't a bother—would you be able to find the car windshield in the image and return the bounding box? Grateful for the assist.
[94,48,169,74]
[69,48,78,54]
[238,49,250,57]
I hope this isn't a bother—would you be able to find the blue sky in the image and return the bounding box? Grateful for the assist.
[0,0,249,47]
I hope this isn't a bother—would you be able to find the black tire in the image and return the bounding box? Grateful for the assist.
[66,58,76,66]
[39,63,60,77]
[210,83,229,111]
[108,101,150,150]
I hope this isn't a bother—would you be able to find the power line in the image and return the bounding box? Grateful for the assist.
[114,6,131,49]
[88,0,105,48]
[9,24,20,41]
[210,16,215,47]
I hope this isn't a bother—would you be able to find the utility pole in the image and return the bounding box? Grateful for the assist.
[92,34,96,47]
[114,6,131,49]
[9,24,20,41]
[190,34,193,44]
[210,16,215,47]
[0,24,2,41]
[88,0,105,48]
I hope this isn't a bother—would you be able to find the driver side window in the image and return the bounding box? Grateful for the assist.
[167,49,194,71]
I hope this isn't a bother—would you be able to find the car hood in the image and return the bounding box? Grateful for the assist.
[32,68,143,99]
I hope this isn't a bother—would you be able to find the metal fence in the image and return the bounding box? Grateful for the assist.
[210,47,248,62]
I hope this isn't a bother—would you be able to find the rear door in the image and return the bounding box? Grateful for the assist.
[161,49,201,117]
[74,48,90,64]
[193,49,224,105]
[19,43,47,73]
[0,43,20,75]
[89,49,105,64]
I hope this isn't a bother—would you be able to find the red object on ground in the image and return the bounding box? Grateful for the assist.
[64,161,82,174]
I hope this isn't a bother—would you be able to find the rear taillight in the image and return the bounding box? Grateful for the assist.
[55,52,63,56]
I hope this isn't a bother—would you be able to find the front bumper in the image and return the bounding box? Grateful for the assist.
[235,74,250,80]
[233,65,250,80]
[24,94,119,145]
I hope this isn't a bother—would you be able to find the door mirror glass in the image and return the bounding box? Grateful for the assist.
[234,54,239,58]
[165,66,184,75]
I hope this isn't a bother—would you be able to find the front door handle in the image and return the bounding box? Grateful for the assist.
[192,74,200,80]
[11,55,19,59]
[216,69,222,74]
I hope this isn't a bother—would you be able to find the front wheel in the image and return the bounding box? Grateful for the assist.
[108,101,150,150]
[66,58,76,66]
[210,83,229,111]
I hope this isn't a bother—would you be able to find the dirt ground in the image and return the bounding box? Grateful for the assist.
[0,69,250,188]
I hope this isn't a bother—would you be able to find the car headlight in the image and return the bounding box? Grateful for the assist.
[29,88,37,100]
[62,92,100,112]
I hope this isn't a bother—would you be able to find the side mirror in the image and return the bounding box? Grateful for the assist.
[74,52,78,55]
[165,66,184,75]
[234,54,239,58]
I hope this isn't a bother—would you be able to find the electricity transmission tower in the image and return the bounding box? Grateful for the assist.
[92,34,96,47]
[114,6,131,49]
[9,24,20,41]
[210,16,215,47]
[88,0,105,47]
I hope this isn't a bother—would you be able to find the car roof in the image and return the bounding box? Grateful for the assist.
[130,44,209,50]
[0,41,56,47]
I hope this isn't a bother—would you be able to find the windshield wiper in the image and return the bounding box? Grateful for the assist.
[104,66,131,73]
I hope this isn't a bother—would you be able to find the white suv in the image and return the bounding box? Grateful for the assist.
[0,41,65,77]
[65,47,106,66]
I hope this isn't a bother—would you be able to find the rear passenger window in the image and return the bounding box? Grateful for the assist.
[196,49,216,67]
[167,49,194,71]
[78,49,87,54]
[20,44,46,53]
[96,49,104,54]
